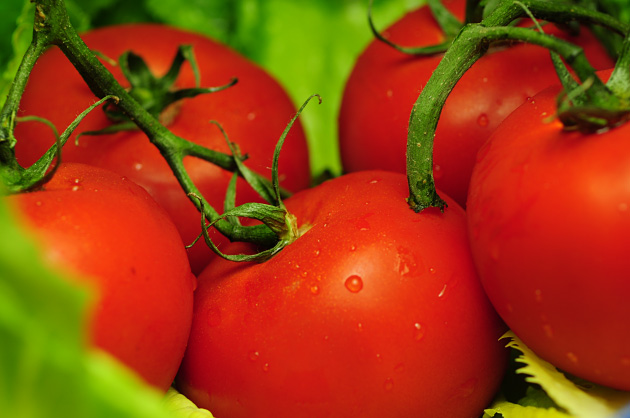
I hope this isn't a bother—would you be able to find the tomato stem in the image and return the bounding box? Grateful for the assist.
[406,0,630,212]
[2,0,294,251]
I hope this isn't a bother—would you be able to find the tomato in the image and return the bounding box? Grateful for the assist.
[14,24,311,275]
[7,163,196,391]
[466,76,630,390]
[175,170,507,418]
[338,0,613,208]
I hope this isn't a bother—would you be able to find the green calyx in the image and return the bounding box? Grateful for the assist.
[89,45,237,135]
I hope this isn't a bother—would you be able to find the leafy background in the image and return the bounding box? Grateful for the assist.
[0,0,425,179]
[2,1,630,417]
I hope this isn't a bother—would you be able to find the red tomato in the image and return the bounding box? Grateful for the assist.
[338,0,613,208]
[14,24,311,275]
[7,163,196,391]
[467,76,630,390]
[176,170,507,418]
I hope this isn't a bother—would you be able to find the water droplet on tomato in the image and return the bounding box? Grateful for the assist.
[70,178,83,191]
[567,352,579,363]
[619,203,628,212]
[621,357,630,366]
[134,162,143,171]
[309,283,320,295]
[433,164,443,180]
[394,363,404,373]
[344,275,363,293]
[262,363,270,372]
[535,289,543,303]
[438,284,447,298]
[384,378,394,391]
[543,324,553,338]
[349,244,357,252]
[248,351,260,361]
[313,249,321,256]
[477,113,489,127]
[413,323,425,341]
[247,112,256,121]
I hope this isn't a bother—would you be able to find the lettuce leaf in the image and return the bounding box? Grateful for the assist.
[484,333,630,418]
[0,197,186,418]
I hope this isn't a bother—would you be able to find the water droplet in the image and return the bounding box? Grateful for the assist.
[386,89,393,98]
[248,351,260,361]
[376,353,383,362]
[438,284,447,298]
[344,275,363,293]
[429,267,436,274]
[567,352,579,363]
[433,164,443,180]
[543,324,553,338]
[413,323,425,341]
[394,363,405,373]
[349,244,357,252]
[477,113,489,127]
[621,357,630,366]
[384,378,394,391]
[309,284,320,295]
[313,249,321,257]
[134,162,143,171]
[535,289,543,303]
[619,203,628,212]
[70,178,83,191]
[357,322,363,332]
[247,112,256,121]
[262,363,270,372]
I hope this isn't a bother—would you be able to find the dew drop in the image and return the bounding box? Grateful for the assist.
[534,289,543,303]
[543,324,554,338]
[384,378,394,391]
[413,322,425,341]
[433,164,443,180]
[394,363,405,373]
[134,162,143,171]
[477,113,489,127]
[262,363,270,372]
[313,249,321,257]
[344,275,363,293]
[567,352,579,363]
[309,284,320,295]
[349,244,357,252]
[386,89,393,98]
[247,112,256,121]
[438,284,447,298]
[248,351,260,361]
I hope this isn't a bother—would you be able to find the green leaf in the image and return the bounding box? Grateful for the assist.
[491,332,630,418]
[0,195,183,417]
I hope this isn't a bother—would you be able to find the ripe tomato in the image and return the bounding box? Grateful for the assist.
[14,24,311,275]
[466,78,630,390]
[176,170,507,418]
[7,163,196,391]
[338,0,613,208]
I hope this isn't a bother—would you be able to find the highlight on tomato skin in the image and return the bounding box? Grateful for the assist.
[466,77,630,392]
[13,23,312,276]
[175,170,509,418]
[338,0,614,208]
[6,162,197,392]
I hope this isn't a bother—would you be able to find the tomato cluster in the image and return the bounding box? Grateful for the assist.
[6,0,630,417]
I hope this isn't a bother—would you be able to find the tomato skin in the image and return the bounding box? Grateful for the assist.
[176,171,507,418]
[14,24,311,275]
[467,80,630,390]
[7,163,196,391]
[338,0,613,208]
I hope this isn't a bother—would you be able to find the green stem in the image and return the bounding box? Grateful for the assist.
[31,0,279,246]
[406,0,628,212]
